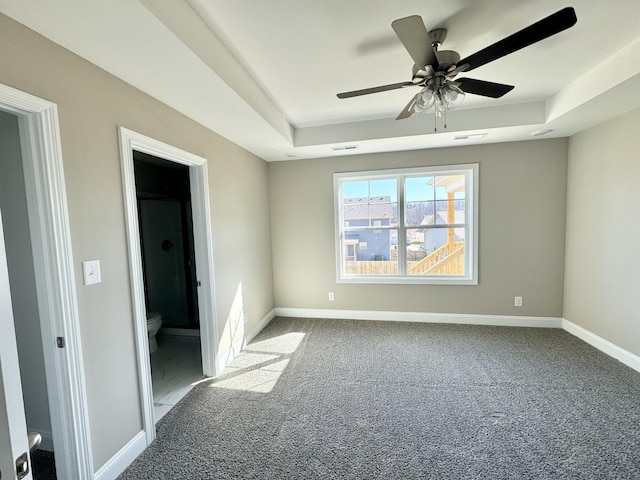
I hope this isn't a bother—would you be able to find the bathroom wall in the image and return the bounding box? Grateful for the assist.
[139,198,191,327]
[0,110,53,447]
[135,156,196,328]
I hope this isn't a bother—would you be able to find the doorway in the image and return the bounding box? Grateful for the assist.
[0,109,57,477]
[0,84,93,478]
[118,127,218,443]
[134,153,199,332]
[134,152,202,420]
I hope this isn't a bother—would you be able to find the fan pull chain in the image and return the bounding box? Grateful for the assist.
[434,110,448,132]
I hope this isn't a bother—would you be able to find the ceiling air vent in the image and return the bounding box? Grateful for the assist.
[454,133,487,140]
[331,145,358,152]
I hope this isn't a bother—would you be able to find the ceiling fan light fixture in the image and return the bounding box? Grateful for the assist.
[442,83,465,110]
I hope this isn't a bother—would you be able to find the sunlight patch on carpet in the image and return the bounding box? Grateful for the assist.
[211,358,290,393]
[210,332,305,393]
[244,332,306,354]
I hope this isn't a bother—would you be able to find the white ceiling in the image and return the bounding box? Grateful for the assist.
[1,0,640,161]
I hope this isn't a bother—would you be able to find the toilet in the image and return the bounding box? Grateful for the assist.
[146,312,163,353]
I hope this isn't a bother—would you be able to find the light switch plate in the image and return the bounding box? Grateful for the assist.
[82,260,101,286]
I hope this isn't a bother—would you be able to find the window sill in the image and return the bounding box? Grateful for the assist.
[337,275,478,285]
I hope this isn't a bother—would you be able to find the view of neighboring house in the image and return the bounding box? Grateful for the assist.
[343,196,396,261]
[416,210,465,254]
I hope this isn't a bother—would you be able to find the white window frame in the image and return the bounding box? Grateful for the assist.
[334,163,479,285]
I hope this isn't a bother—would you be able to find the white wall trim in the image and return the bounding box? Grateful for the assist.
[274,307,562,328]
[159,327,200,337]
[273,309,639,373]
[118,127,219,447]
[0,83,94,479]
[93,430,147,480]
[245,309,275,345]
[216,338,245,375]
[562,319,640,374]
[214,309,275,376]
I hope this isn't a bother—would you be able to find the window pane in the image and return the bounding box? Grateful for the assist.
[406,228,465,276]
[370,197,397,227]
[343,179,397,227]
[405,176,435,202]
[342,229,398,275]
[342,180,369,200]
[370,178,397,203]
[405,201,434,226]
[434,174,466,200]
[433,199,465,225]
[336,164,475,283]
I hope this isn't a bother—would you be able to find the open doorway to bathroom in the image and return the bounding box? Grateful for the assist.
[133,151,204,421]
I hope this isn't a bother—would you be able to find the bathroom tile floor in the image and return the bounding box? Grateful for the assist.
[151,334,204,421]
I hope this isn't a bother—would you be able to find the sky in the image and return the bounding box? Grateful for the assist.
[342,177,459,202]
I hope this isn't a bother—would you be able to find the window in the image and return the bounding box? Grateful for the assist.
[334,164,478,284]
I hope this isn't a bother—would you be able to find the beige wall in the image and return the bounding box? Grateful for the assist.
[0,13,274,470]
[564,107,640,357]
[269,139,568,318]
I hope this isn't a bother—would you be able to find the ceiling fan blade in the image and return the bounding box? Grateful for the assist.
[446,63,470,78]
[337,82,414,99]
[458,7,577,72]
[391,15,438,69]
[396,92,421,120]
[457,78,514,98]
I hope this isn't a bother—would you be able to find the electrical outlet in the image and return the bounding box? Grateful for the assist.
[328,292,335,301]
[514,296,523,307]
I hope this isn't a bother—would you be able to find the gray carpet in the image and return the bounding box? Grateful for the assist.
[119,317,640,479]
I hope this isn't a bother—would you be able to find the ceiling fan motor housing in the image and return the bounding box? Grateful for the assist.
[428,28,447,48]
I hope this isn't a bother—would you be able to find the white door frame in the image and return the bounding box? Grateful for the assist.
[118,127,218,444]
[0,84,94,478]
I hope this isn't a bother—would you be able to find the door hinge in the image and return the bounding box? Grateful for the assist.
[196,281,201,287]
[56,337,65,348]
[16,452,29,479]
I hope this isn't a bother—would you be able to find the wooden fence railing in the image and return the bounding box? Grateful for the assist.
[422,246,464,276]
[406,242,464,275]
[344,261,397,275]
[344,242,465,276]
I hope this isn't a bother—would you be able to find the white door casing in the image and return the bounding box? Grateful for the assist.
[118,127,219,445]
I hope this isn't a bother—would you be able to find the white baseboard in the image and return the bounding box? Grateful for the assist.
[216,337,244,375]
[159,327,200,337]
[94,430,147,480]
[245,309,276,344]
[274,307,562,328]
[215,309,276,375]
[562,319,640,374]
[273,308,639,374]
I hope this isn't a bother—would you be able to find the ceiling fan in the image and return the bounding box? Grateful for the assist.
[337,7,577,123]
